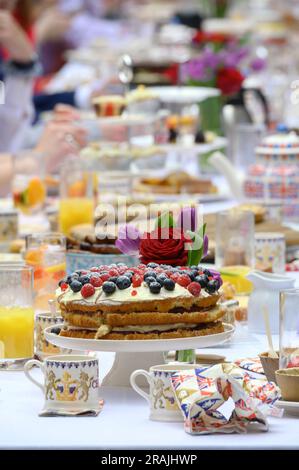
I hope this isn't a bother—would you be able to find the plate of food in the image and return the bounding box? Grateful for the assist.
[133,171,227,202]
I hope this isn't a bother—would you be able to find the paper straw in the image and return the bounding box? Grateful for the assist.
[262,306,278,358]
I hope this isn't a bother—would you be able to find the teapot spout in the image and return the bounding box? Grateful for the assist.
[209,151,245,201]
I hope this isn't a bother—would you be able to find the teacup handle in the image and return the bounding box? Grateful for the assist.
[24,359,45,393]
[130,369,151,403]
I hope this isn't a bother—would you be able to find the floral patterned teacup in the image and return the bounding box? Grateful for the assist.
[24,355,99,411]
[130,364,198,422]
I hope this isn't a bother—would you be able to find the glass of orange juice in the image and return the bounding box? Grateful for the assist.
[25,233,66,312]
[12,151,46,215]
[58,160,95,235]
[0,265,34,369]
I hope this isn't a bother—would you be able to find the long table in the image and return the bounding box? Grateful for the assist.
[1,325,299,450]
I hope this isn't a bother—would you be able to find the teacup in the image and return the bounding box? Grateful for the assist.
[24,355,99,411]
[35,313,65,359]
[130,363,198,422]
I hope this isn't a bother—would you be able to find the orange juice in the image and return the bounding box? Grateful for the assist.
[59,197,94,235]
[25,244,66,312]
[0,306,34,358]
[13,176,46,214]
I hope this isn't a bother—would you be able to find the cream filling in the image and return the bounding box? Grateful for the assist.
[67,322,198,337]
[56,282,199,306]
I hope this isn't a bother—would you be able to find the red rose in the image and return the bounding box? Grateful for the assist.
[140,228,191,266]
[216,67,244,96]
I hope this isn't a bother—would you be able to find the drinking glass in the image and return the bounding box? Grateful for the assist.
[280,289,299,369]
[58,160,95,236]
[0,266,34,369]
[215,210,255,268]
[25,233,66,312]
[12,151,46,215]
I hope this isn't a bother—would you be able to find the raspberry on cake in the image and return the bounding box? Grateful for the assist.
[56,264,226,340]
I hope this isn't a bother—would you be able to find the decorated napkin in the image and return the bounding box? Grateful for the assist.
[234,357,265,375]
[170,363,281,435]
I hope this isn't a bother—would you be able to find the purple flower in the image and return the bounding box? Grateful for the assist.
[250,57,266,72]
[201,49,220,69]
[115,225,141,255]
[177,207,198,232]
[203,235,209,258]
[208,268,223,287]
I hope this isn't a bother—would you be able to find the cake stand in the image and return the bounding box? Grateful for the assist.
[44,324,234,387]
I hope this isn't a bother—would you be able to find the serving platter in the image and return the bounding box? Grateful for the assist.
[44,323,235,387]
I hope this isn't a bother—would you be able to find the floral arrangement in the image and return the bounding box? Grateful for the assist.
[182,36,266,97]
[116,207,209,268]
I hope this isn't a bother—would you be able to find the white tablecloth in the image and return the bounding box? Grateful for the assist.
[1,328,299,450]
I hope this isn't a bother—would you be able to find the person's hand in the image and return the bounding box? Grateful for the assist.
[35,121,87,174]
[0,11,35,62]
[53,104,81,123]
[35,8,71,43]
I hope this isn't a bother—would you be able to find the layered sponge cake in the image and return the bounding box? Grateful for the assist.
[56,263,226,340]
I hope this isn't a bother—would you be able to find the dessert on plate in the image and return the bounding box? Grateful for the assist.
[133,171,217,195]
[92,95,127,117]
[56,263,225,340]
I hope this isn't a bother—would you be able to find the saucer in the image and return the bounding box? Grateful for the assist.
[276,400,299,416]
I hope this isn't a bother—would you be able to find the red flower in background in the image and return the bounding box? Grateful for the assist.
[193,31,233,45]
[216,67,244,96]
[140,228,191,266]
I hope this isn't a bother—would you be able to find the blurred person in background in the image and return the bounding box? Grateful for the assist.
[0,0,87,194]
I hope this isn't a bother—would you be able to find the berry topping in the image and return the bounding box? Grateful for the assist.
[170,272,180,282]
[194,275,208,288]
[187,282,202,296]
[156,274,168,285]
[108,268,119,277]
[116,275,131,290]
[100,272,110,282]
[81,283,95,298]
[60,282,68,291]
[177,274,191,288]
[149,282,162,294]
[206,279,218,293]
[102,281,116,295]
[131,290,138,296]
[163,278,175,291]
[132,274,143,288]
[203,269,211,276]
[58,279,67,287]
[144,271,156,280]
[90,267,100,273]
[78,275,91,285]
[145,276,157,286]
[70,280,83,293]
[90,276,103,288]
[108,276,118,284]
[147,262,159,268]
